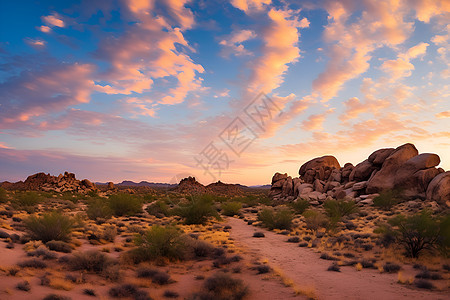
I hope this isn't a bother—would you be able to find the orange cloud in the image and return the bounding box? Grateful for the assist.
[302,108,334,131]
[436,111,450,119]
[231,0,271,12]
[38,25,51,33]
[42,14,65,27]
[220,29,256,56]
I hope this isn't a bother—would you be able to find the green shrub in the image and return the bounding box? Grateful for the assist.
[289,198,310,214]
[86,198,112,222]
[108,193,142,216]
[258,208,293,230]
[221,202,242,216]
[232,194,271,207]
[324,199,358,223]
[303,209,329,232]
[373,190,401,210]
[131,225,186,262]
[175,194,220,225]
[0,187,7,203]
[376,210,448,258]
[24,211,74,243]
[146,200,170,216]
[15,191,44,207]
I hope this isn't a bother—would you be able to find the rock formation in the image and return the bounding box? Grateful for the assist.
[1,171,98,193]
[269,143,449,206]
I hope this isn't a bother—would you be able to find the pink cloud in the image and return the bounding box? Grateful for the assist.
[0,63,96,128]
[220,29,256,56]
[436,111,450,119]
[302,108,335,131]
[231,0,271,12]
[38,25,51,33]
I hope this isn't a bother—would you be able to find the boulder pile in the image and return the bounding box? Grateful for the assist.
[1,171,98,194]
[269,143,449,206]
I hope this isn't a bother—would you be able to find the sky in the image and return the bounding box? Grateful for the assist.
[0,0,449,185]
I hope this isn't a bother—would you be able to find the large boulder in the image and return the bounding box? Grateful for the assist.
[341,163,354,183]
[393,153,441,199]
[426,172,450,206]
[299,155,340,183]
[349,159,377,182]
[366,143,419,193]
[272,173,288,184]
[368,148,395,166]
[282,176,294,196]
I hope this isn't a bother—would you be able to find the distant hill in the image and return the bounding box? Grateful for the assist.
[95,181,177,188]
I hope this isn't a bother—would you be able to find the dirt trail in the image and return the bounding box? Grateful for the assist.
[227,217,449,300]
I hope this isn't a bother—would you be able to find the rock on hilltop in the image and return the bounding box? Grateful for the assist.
[269,143,449,207]
[1,171,97,194]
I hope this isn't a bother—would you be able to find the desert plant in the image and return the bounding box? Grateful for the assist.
[136,267,171,285]
[324,199,359,223]
[327,263,340,272]
[221,202,242,216]
[146,200,170,216]
[383,262,401,273]
[68,250,117,274]
[17,258,47,269]
[376,210,447,258]
[16,280,31,291]
[253,232,265,238]
[24,211,74,243]
[108,193,142,216]
[46,240,72,253]
[0,187,7,203]
[190,273,248,300]
[289,198,310,214]
[258,208,293,230]
[15,191,44,207]
[131,225,186,262]
[42,294,71,300]
[175,194,220,225]
[108,284,149,299]
[303,209,329,232]
[373,189,401,210]
[101,225,118,242]
[86,198,112,222]
[414,279,434,289]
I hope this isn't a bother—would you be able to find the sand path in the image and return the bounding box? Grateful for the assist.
[227,217,449,300]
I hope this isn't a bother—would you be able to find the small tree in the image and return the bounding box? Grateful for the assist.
[377,210,446,258]
[175,194,220,225]
[258,208,293,230]
[303,209,329,232]
[373,189,401,210]
[108,193,142,216]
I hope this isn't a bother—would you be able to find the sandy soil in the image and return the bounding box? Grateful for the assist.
[227,217,450,300]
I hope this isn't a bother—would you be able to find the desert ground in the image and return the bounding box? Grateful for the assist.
[0,174,448,300]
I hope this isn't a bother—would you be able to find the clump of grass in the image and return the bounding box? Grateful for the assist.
[303,210,329,232]
[17,258,47,269]
[327,263,340,272]
[373,190,401,210]
[46,240,72,253]
[83,289,96,296]
[68,250,118,275]
[130,225,186,263]
[42,294,71,300]
[258,207,293,230]
[383,262,401,273]
[108,193,143,216]
[415,270,443,280]
[256,265,270,274]
[16,280,31,291]
[190,273,248,300]
[108,284,146,298]
[24,211,74,243]
[287,236,300,243]
[289,199,310,214]
[320,253,338,261]
[27,246,57,260]
[221,202,242,216]
[136,266,172,285]
[414,279,434,289]
[253,232,265,238]
[163,290,179,298]
[175,194,220,225]
[86,198,112,223]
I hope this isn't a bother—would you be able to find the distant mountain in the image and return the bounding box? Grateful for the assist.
[248,184,271,189]
[95,181,177,188]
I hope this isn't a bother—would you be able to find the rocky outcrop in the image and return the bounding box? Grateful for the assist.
[175,176,208,194]
[206,181,243,196]
[2,171,97,193]
[269,143,449,206]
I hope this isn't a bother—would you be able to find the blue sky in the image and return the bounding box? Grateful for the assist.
[0,0,449,185]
